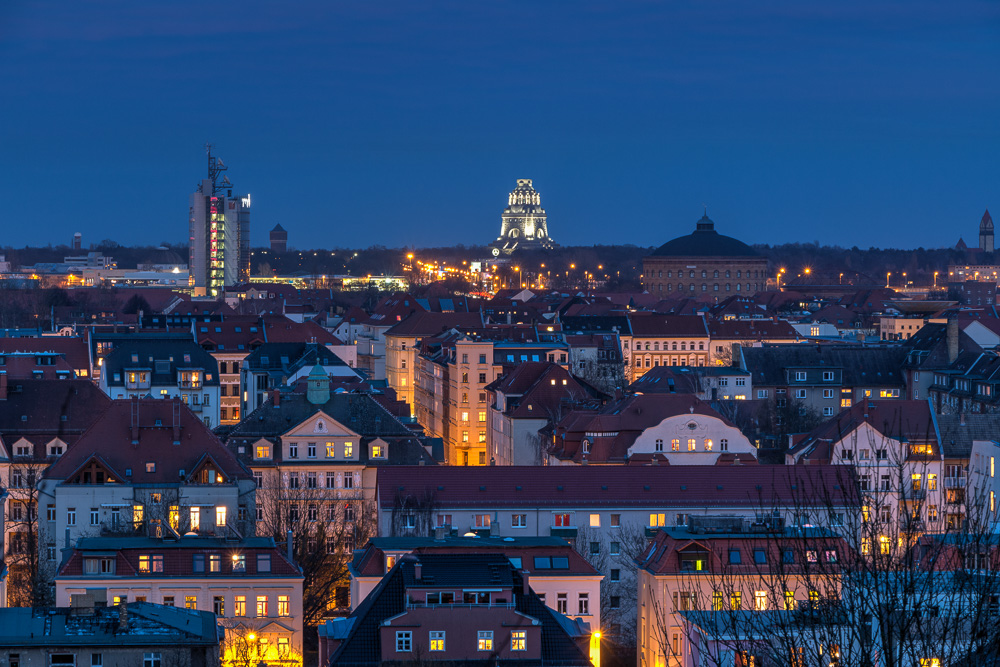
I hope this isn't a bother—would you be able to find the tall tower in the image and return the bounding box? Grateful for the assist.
[980,209,994,253]
[189,146,251,297]
[489,179,557,256]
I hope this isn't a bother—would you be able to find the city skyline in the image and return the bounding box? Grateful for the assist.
[1,1,998,250]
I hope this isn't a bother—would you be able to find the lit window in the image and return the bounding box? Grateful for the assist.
[256,595,268,617]
[215,506,227,527]
[590,513,601,527]
[754,591,767,610]
[511,631,526,651]
[477,631,494,651]
[429,631,445,651]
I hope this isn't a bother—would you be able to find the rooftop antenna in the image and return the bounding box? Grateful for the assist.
[204,143,229,195]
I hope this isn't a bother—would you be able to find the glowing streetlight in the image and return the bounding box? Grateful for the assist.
[886,272,891,288]
[803,267,811,275]
[934,271,939,288]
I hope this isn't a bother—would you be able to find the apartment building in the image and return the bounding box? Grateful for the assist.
[624,314,711,382]
[414,332,501,466]
[56,536,304,666]
[99,338,222,427]
[37,397,256,583]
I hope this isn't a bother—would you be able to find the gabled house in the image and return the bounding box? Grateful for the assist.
[37,397,255,584]
[99,338,222,427]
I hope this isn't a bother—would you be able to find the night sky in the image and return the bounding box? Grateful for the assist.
[1,1,998,250]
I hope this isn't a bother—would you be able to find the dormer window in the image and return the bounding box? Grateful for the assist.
[372,444,386,459]
[255,444,272,460]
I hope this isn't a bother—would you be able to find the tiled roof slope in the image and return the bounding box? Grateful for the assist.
[741,345,907,387]
[330,554,591,666]
[0,336,91,372]
[0,379,112,459]
[378,465,858,510]
[384,311,484,337]
[44,398,251,483]
[102,339,220,387]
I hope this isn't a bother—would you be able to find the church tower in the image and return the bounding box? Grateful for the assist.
[980,209,994,252]
[490,179,557,256]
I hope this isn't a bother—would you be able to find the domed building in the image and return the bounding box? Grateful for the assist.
[489,179,556,256]
[642,213,769,298]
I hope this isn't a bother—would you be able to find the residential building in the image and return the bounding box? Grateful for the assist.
[549,394,758,465]
[195,317,265,424]
[414,331,501,466]
[37,397,256,584]
[0,377,111,605]
[384,311,484,416]
[637,525,848,667]
[739,344,907,417]
[99,338,222,427]
[347,536,601,628]
[629,365,753,401]
[240,342,360,416]
[0,600,220,667]
[624,314,711,382]
[487,361,605,466]
[189,148,250,297]
[0,335,91,378]
[787,399,946,530]
[377,465,856,541]
[319,553,591,666]
[56,536,304,666]
[705,317,801,364]
[640,213,769,300]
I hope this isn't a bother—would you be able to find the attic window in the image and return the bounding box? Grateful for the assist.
[184,354,191,363]
[146,462,155,473]
[131,353,139,363]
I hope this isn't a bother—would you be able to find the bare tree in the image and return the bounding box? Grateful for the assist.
[5,461,51,607]
[643,424,1000,667]
[254,469,377,629]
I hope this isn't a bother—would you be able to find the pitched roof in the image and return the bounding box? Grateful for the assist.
[628,314,710,338]
[44,398,251,483]
[383,310,484,337]
[0,379,112,458]
[329,554,591,666]
[741,345,907,387]
[102,339,220,387]
[936,413,1000,459]
[0,336,90,371]
[378,464,858,509]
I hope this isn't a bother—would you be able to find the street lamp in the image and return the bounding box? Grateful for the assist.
[839,273,844,285]
[886,272,891,289]
[934,271,939,288]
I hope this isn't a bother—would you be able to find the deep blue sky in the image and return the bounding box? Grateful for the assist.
[1,1,998,250]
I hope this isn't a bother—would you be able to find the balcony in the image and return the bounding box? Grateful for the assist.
[406,601,515,611]
[902,487,926,500]
[550,527,578,538]
[944,477,967,488]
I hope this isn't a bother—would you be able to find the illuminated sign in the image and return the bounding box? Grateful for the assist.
[241,194,251,207]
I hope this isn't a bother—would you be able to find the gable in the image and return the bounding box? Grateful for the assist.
[281,410,360,440]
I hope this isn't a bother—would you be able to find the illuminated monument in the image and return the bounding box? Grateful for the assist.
[490,179,556,256]
[189,146,251,297]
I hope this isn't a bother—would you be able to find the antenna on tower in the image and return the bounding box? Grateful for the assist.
[205,143,230,195]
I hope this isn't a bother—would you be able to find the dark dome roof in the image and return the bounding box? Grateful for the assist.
[650,214,760,258]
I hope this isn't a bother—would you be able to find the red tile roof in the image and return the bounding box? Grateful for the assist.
[44,398,251,484]
[378,465,858,509]
[0,336,90,372]
[628,314,710,337]
[384,311,484,337]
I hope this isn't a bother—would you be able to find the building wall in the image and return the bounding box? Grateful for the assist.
[3,646,219,667]
[385,333,419,416]
[623,335,711,383]
[627,414,756,463]
[640,257,770,299]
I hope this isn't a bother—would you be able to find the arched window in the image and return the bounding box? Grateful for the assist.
[655,439,664,452]
[726,270,731,278]
[726,283,731,291]
[714,284,719,291]
[736,283,741,291]
[714,270,719,278]
[654,342,660,351]
[701,284,707,291]
[701,270,707,278]
[681,342,687,350]
[737,271,742,278]
[667,283,673,291]
[689,271,696,278]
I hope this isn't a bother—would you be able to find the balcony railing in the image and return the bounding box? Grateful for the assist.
[406,601,515,610]
[944,477,967,488]
[902,487,926,500]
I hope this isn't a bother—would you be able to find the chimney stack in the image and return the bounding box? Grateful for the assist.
[414,561,422,581]
[287,529,294,564]
[522,571,530,596]
[947,318,959,364]
[0,373,7,400]
[118,601,128,630]
[273,389,281,407]
[130,395,139,445]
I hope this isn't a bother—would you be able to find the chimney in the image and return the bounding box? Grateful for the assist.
[414,562,422,581]
[0,373,7,400]
[947,318,959,364]
[130,395,139,445]
[118,601,128,630]
[286,529,294,564]
[960,412,966,426]
[522,571,530,596]
[433,525,447,541]
[172,398,181,444]
[273,389,281,407]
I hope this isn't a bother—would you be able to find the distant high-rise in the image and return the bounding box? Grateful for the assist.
[188,147,251,296]
[980,209,994,252]
[72,232,82,250]
[489,179,556,256]
[270,223,287,252]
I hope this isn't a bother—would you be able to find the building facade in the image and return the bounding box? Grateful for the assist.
[641,214,769,300]
[490,179,556,256]
[189,148,251,297]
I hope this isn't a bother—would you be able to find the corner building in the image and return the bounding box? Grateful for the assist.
[642,213,768,299]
